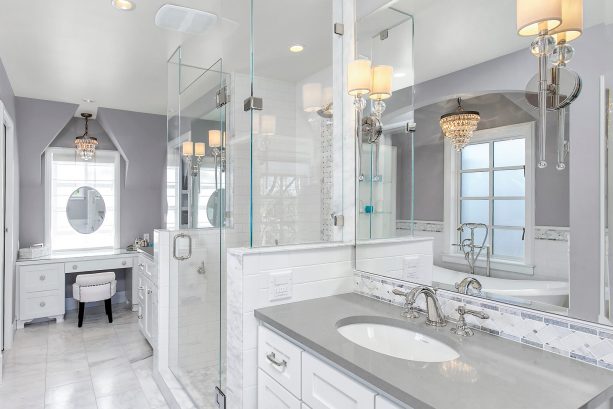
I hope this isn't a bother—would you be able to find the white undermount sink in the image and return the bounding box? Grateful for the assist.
[337,321,460,363]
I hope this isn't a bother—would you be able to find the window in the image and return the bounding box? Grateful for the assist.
[45,148,120,251]
[446,123,535,269]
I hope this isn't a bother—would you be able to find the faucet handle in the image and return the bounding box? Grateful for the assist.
[450,305,489,337]
[392,288,420,319]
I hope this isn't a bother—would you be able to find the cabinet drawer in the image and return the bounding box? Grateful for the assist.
[20,292,63,320]
[375,396,406,409]
[20,264,63,293]
[65,257,132,273]
[258,326,303,398]
[258,369,301,409]
[302,352,376,409]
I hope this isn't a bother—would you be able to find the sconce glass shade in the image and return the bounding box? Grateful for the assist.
[194,142,206,157]
[551,0,583,43]
[302,83,323,112]
[348,59,372,96]
[370,65,393,101]
[261,115,276,135]
[182,141,194,156]
[440,98,481,151]
[209,130,222,148]
[516,0,562,36]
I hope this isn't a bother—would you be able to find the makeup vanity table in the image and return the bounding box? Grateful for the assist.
[15,248,154,328]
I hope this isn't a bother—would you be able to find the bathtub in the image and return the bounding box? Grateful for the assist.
[432,265,569,310]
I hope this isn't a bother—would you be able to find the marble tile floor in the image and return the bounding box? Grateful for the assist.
[175,365,219,409]
[0,304,170,409]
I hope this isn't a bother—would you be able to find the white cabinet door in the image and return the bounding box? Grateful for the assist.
[258,369,301,409]
[144,280,153,341]
[258,326,303,398]
[302,352,376,409]
[375,395,406,409]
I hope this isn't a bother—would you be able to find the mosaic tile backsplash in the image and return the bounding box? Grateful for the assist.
[354,272,613,372]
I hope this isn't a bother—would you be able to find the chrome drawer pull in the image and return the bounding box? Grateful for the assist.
[266,352,287,368]
[138,286,145,290]
[39,301,46,307]
[39,275,46,281]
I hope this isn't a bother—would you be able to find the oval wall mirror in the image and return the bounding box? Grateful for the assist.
[206,188,225,228]
[66,186,106,234]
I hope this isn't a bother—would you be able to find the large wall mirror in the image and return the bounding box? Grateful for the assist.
[354,0,613,326]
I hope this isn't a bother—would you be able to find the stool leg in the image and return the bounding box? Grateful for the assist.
[105,299,113,323]
[78,302,84,328]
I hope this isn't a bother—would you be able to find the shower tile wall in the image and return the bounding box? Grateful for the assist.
[227,71,340,248]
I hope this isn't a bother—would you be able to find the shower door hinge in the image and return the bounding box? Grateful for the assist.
[380,29,389,40]
[216,86,228,108]
[334,23,344,36]
[215,387,226,409]
[244,96,263,112]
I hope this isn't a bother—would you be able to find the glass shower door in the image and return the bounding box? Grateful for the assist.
[167,49,226,408]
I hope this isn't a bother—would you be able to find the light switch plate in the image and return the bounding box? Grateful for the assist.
[269,270,292,301]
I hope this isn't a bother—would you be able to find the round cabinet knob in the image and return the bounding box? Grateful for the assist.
[39,275,46,281]
[72,265,77,270]
[122,261,127,266]
[39,301,46,308]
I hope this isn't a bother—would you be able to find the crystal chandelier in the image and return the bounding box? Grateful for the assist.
[74,113,98,161]
[440,98,480,151]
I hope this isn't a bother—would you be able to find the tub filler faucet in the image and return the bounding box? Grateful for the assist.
[453,223,491,277]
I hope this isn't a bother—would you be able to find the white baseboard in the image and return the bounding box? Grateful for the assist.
[64,290,127,311]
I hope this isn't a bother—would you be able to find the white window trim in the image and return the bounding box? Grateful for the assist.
[443,122,536,275]
[44,147,121,252]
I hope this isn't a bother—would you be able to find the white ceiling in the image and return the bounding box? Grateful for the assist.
[0,0,609,117]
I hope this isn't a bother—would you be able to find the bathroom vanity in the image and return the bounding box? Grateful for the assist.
[255,293,613,409]
[14,247,158,338]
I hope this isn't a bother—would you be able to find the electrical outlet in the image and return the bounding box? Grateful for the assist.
[269,270,292,301]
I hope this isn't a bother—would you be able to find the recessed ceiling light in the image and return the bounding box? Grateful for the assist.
[394,72,406,78]
[82,98,96,103]
[112,0,134,11]
[289,44,304,53]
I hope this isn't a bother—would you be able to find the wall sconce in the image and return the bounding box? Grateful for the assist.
[209,129,226,173]
[347,59,393,181]
[517,0,562,169]
[550,0,583,170]
[182,141,206,177]
[518,0,583,171]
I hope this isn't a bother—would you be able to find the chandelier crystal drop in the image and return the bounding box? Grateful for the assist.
[440,98,481,151]
[74,113,98,161]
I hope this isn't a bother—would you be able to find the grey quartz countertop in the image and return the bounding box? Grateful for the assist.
[255,293,613,409]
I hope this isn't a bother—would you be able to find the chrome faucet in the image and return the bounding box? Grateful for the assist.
[455,277,483,295]
[450,305,489,337]
[393,286,447,327]
[453,223,491,277]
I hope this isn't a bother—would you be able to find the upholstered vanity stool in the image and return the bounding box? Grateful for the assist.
[72,272,117,327]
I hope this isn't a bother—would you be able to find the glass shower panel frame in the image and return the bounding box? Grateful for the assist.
[166,49,226,407]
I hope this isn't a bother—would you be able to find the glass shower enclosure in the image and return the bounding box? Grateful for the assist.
[166,47,227,408]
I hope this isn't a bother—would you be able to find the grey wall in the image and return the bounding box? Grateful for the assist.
[17,97,77,246]
[17,100,167,248]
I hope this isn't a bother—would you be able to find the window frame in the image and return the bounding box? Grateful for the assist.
[45,147,121,252]
[443,122,535,274]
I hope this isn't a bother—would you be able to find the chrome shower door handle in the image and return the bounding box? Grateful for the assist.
[173,233,192,261]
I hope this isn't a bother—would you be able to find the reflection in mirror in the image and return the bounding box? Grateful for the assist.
[207,188,225,228]
[66,186,106,234]
[354,0,613,326]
